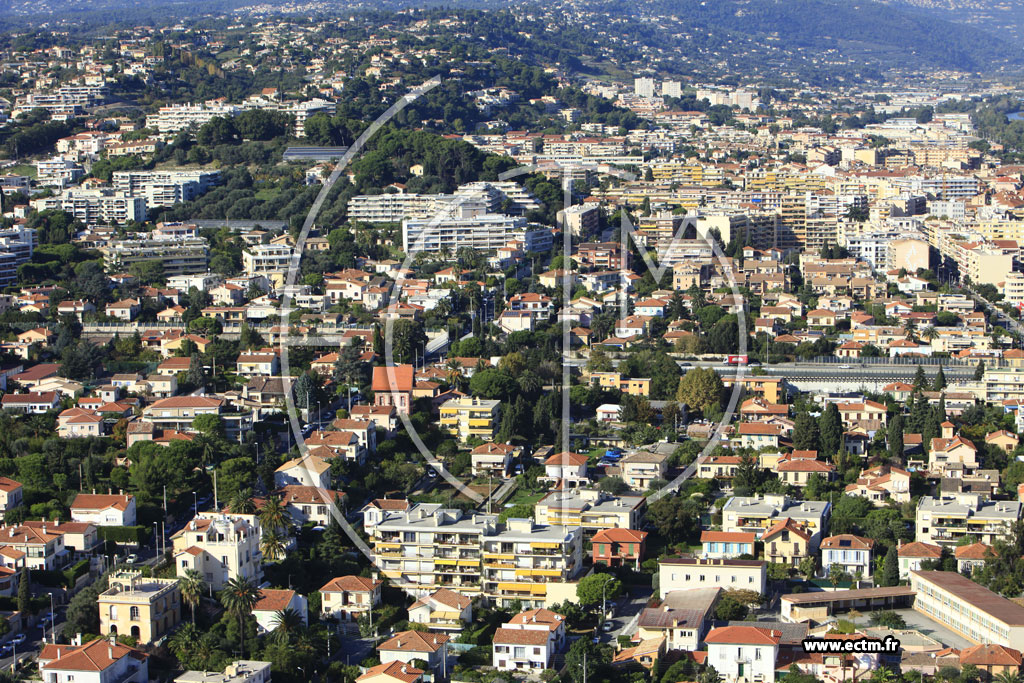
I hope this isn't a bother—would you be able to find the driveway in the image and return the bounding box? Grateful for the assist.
[847,608,975,650]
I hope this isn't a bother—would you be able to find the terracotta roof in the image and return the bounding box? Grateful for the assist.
[253,588,297,613]
[409,587,472,611]
[544,451,588,467]
[820,534,874,550]
[592,528,648,544]
[762,518,810,542]
[493,627,551,645]
[378,630,449,653]
[372,365,415,393]
[704,625,782,645]
[700,531,756,544]
[71,493,132,512]
[357,661,424,683]
[899,541,942,558]
[40,638,147,672]
[320,575,381,593]
[960,643,1023,667]
[954,542,997,561]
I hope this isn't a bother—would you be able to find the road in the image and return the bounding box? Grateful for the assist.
[597,586,653,644]
[0,606,66,671]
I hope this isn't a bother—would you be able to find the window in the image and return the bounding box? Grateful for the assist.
[130,606,140,620]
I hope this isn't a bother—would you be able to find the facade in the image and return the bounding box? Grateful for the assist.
[98,571,181,644]
[591,527,647,569]
[408,588,473,633]
[99,238,208,276]
[377,631,450,672]
[171,515,262,591]
[916,494,1022,546]
[533,489,645,536]
[252,588,307,634]
[320,575,382,621]
[32,190,148,224]
[71,493,137,527]
[911,570,1024,650]
[705,625,780,683]
[721,495,831,546]
[492,608,566,673]
[658,558,767,598]
[819,535,874,578]
[701,531,756,559]
[438,397,501,441]
[175,662,272,683]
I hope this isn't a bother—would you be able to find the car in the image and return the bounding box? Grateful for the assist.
[41,613,54,625]
[601,621,615,632]
[0,644,12,657]
[9,635,25,646]
[678,361,692,367]
[426,469,438,479]
[839,364,852,370]
[126,554,138,564]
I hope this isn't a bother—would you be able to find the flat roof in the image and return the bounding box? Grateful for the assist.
[781,585,915,604]
[912,570,1024,626]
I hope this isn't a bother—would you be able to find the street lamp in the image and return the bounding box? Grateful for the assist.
[193,492,198,515]
[48,592,54,644]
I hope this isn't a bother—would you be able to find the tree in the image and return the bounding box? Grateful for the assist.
[793,412,820,452]
[975,360,986,381]
[17,570,29,617]
[178,569,206,624]
[869,610,907,629]
[647,495,702,545]
[192,413,225,439]
[799,555,817,580]
[270,607,305,645]
[881,546,900,587]
[714,595,748,621]
[912,365,928,391]
[888,413,904,460]
[258,495,291,533]
[828,563,848,590]
[260,527,287,562]
[220,577,261,658]
[228,488,256,515]
[818,403,842,456]
[187,353,205,388]
[933,366,947,391]
[576,573,623,610]
[676,367,724,415]
[564,636,610,683]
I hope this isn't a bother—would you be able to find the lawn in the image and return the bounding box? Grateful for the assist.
[7,163,36,178]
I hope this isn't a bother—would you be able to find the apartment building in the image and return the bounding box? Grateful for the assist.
[721,495,831,547]
[242,244,294,277]
[916,494,1022,546]
[438,396,501,441]
[658,557,767,598]
[32,190,148,224]
[171,514,262,591]
[0,226,36,287]
[705,625,780,683]
[175,661,271,683]
[98,571,181,644]
[558,205,601,236]
[533,489,645,536]
[112,169,220,208]
[402,206,527,253]
[0,522,67,570]
[371,505,581,607]
[588,372,651,397]
[146,101,241,132]
[99,237,208,276]
[911,570,1024,650]
[36,156,84,187]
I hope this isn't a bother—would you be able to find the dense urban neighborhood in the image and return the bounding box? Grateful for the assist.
[6,4,1024,683]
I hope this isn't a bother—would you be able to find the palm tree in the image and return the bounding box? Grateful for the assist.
[193,433,219,469]
[229,488,256,515]
[168,622,201,663]
[260,527,287,562]
[445,358,463,386]
[921,325,938,344]
[220,577,261,659]
[257,495,290,533]
[994,672,1021,683]
[271,607,305,645]
[178,569,206,624]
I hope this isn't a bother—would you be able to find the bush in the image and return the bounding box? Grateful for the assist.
[98,526,150,545]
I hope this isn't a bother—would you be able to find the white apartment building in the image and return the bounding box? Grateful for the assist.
[916,493,1022,546]
[99,238,208,276]
[32,190,147,224]
[146,101,241,133]
[112,169,221,208]
[243,243,294,276]
[402,204,526,253]
[175,661,272,683]
[371,504,581,607]
[0,226,35,287]
[705,625,780,683]
[36,156,84,187]
[658,557,767,597]
[721,495,831,547]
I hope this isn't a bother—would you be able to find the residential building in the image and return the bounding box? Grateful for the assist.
[408,588,473,633]
[916,494,1022,546]
[819,535,874,579]
[618,451,668,490]
[0,522,66,570]
[658,557,767,598]
[175,662,271,683]
[372,365,414,414]
[705,625,781,683]
[98,571,181,644]
[377,631,450,672]
[356,662,423,683]
[32,190,147,224]
[533,489,646,536]
[591,527,647,569]
[700,531,756,559]
[252,588,307,634]
[721,495,831,546]
[898,541,942,580]
[761,519,812,567]
[38,638,149,683]
[0,478,23,521]
[71,493,136,527]
[171,515,262,591]
[320,575,382,621]
[438,397,501,441]
[492,608,566,673]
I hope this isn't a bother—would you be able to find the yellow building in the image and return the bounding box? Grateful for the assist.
[589,372,651,397]
[98,571,181,644]
[439,396,501,442]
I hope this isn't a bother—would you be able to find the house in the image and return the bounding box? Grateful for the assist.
[171,515,262,591]
[619,451,668,490]
[356,662,424,683]
[700,531,756,559]
[0,478,22,521]
[408,588,473,633]
[611,638,666,670]
[704,625,781,683]
[235,350,279,377]
[591,528,648,569]
[845,465,912,506]
[761,518,812,567]
[361,498,410,533]
[986,430,1019,453]
[57,408,105,438]
[836,401,888,428]
[930,433,979,474]
[658,557,767,597]
[175,661,271,683]
[378,630,450,672]
[1,391,59,414]
[959,644,1023,678]
[819,535,874,579]
[320,575,382,621]
[636,587,718,651]
[721,495,831,545]
[0,523,66,570]
[898,541,942,580]
[252,588,307,634]
[492,609,566,673]
[955,542,997,575]
[71,493,137,527]
[277,486,345,527]
[737,423,785,449]
[38,638,149,683]
[471,443,518,478]
[775,458,835,487]
[98,571,181,644]
[372,365,415,414]
[542,451,589,486]
[274,454,331,489]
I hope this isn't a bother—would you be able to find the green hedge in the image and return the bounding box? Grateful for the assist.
[64,560,89,587]
[98,526,150,545]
